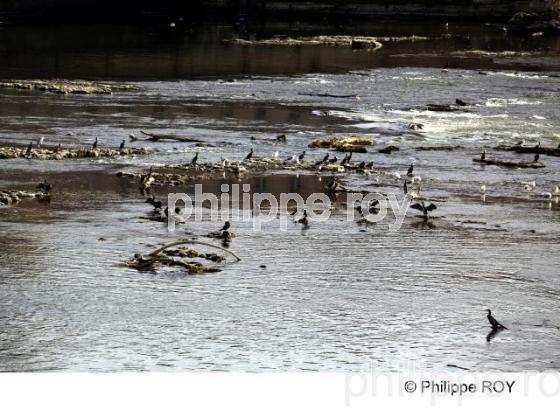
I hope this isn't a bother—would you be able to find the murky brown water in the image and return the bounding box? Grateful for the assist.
[1,21,560,371]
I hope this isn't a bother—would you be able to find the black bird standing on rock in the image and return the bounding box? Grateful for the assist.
[54,143,62,153]
[298,151,306,161]
[481,150,486,161]
[407,163,414,176]
[219,221,231,232]
[25,142,33,156]
[534,153,540,162]
[486,309,507,331]
[191,151,199,165]
[244,146,254,161]
[403,180,408,194]
[119,140,125,151]
[455,98,467,106]
[92,137,98,150]
[341,152,352,166]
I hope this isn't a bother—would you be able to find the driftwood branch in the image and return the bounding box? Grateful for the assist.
[131,130,204,143]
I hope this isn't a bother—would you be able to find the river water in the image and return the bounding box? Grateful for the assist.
[0,21,559,371]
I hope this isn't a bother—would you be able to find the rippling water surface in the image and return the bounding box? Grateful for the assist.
[1,21,560,371]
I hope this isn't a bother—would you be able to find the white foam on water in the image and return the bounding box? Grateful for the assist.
[486,98,544,107]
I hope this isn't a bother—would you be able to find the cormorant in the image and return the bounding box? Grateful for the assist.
[327,177,338,192]
[403,180,408,194]
[54,143,62,153]
[297,210,309,226]
[455,98,467,106]
[407,163,414,176]
[410,201,437,219]
[145,195,162,210]
[534,153,540,162]
[25,142,33,156]
[481,150,486,161]
[219,221,231,231]
[298,151,306,161]
[486,309,507,331]
[36,180,52,192]
[244,147,254,161]
[327,156,338,164]
[322,153,329,163]
[341,152,352,166]
[357,161,366,170]
[191,151,199,164]
[119,140,125,151]
[164,206,181,217]
[369,199,380,215]
[92,137,98,150]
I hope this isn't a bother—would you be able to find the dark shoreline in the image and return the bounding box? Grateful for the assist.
[0,1,557,26]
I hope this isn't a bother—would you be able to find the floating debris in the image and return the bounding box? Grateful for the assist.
[0,144,150,160]
[121,240,240,275]
[309,135,375,152]
[0,79,136,95]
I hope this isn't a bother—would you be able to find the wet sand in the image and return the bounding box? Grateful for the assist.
[1,21,560,371]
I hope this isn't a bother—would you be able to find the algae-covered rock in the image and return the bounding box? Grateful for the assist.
[0,79,137,95]
[309,135,375,152]
[0,190,50,206]
[225,35,383,51]
[0,144,150,160]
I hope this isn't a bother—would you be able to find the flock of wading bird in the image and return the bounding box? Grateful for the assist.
[19,132,552,340]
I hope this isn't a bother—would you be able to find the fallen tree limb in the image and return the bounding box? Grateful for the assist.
[132,130,204,143]
[148,239,241,262]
